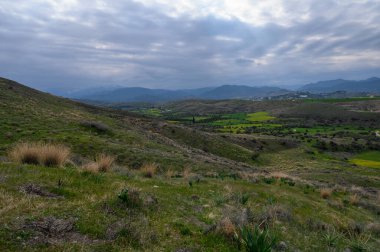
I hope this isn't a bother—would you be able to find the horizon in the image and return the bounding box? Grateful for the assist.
[1,1,380,94]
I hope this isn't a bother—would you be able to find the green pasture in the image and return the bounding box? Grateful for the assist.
[351,151,380,168]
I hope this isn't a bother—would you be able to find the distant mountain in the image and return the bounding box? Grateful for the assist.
[77,85,290,103]
[300,77,380,93]
[200,85,288,99]
[73,77,380,103]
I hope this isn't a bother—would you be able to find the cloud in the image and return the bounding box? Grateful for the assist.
[0,0,379,93]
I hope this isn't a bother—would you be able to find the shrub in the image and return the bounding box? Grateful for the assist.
[95,154,115,172]
[80,120,110,133]
[118,187,142,207]
[140,163,158,178]
[320,188,332,199]
[8,142,70,167]
[262,177,275,184]
[236,226,277,252]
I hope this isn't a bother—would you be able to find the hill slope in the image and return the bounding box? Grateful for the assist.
[0,78,379,251]
[0,77,258,171]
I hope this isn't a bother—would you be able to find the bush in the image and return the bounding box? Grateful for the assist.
[80,120,110,133]
[8,142,70,167]
[118,187,142,207]
[140,163,158,178]
[236,226,277,252]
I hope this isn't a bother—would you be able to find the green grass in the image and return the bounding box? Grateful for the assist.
[0,163,378,251]
[246,112,275,122]
[351,151,380,168]
[1,77,380,251]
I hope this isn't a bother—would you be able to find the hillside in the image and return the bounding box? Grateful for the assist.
[1,78,379,251]
[0,77,258,172]
[300,77,380,94]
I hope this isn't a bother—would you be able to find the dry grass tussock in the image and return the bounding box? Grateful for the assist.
[95,154,115,172]
[165,169,175,179]
[320,188,333,199]
[349,194,361,205]
[216,217,236,238]
[82,154,115,173]
[8,142,70,167]
[182,166,192,179]
[140,163,158,178]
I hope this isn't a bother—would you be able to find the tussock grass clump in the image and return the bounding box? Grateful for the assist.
[182,167,192,179]
[81,154,115,173]
[9,142,40,165]
[95,154,115,172]
[216,217,236,238]
[320,188,333,199]
[140,163,158,178]
[8,142,70,167]
[165,169,175,179]
[81,162,100,174]
[40,144,70,167]
[349,194,361,205]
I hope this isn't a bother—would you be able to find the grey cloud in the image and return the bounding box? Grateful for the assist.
[0,0,379,94]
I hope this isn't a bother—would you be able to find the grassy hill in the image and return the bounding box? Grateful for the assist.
[1,78,379,251]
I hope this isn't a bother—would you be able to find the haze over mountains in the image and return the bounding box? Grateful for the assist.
[73,77,380,103]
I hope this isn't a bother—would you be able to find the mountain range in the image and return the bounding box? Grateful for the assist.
[72,77,380,103]
[300,77,380,93]
[74,85,289,103]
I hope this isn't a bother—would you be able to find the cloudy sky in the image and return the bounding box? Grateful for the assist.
[0,0,379,94]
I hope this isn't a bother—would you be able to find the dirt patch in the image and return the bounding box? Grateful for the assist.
[20,184,62,198]
[23,216,92,245]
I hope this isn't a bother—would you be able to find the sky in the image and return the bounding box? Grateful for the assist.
[0,0,379,94]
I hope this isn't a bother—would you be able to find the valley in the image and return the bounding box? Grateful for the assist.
[0,77,379,251]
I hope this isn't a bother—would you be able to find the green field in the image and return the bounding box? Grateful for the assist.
[351,151,380,168]
[246,112,275,122]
